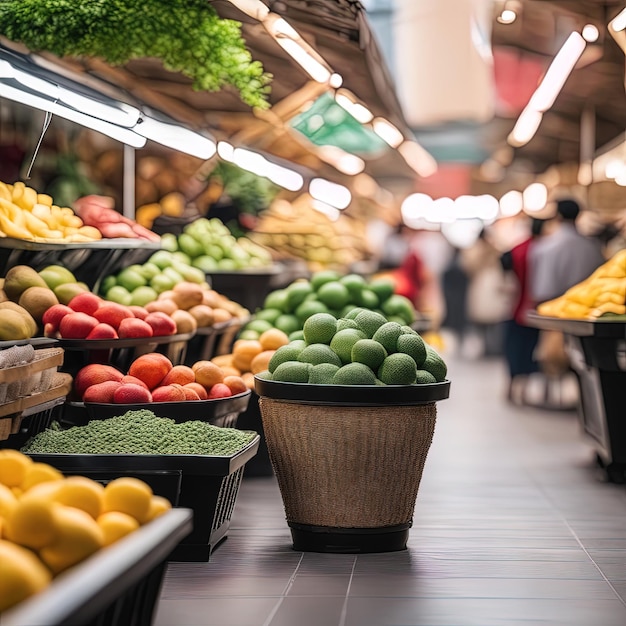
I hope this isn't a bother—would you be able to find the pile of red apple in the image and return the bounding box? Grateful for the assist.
[42,291,178,340]
[74,353,247,403]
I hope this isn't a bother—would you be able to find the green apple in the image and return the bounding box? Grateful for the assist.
[54,282,89,305]
[217,258,238,271]
[106,285,132,306]
[99,275,117,295]
[191,255,218,273]
[171,261,205,284]
[172,251,192,266]
[130,285,158,307]
[150,273,176,294]
[149,250,174,270]
[38,265,77,290]
[203,244,224,261]
[177,233,204,258]
[117,267,147,292]
[138,262,161,280]
[163,267,184,284]
[160,232,178,252]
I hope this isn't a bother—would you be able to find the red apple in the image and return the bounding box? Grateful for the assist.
[207,383,233,399]
[120,375,149,390]
[67,292,102,316]
[117,317,153,339]
[93,302,134,330]
[86,323,118,340]
[152,384,186,402]
[83,380,123,403]
[74,364,124,399]
[144,311,177,337]
[59,312,99,339]
[42,304,73,333]
[128,305,149,320]
[113,383,153,404]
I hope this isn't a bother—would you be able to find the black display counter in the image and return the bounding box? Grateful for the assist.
[527,312,626,482]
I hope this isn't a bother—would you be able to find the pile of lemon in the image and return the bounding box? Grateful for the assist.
[256,309,447,386]
[0,449,171,613]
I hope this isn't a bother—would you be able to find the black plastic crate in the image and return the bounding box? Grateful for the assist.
[27,434,260,562]
[0,508,192,626]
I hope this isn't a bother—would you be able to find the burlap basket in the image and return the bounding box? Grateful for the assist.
[260,399,436,528]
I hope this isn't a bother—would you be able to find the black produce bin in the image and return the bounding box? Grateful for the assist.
[236,390,273,477]
[28,434,260,562]
[0,508,193,626]
[527,313,626,482]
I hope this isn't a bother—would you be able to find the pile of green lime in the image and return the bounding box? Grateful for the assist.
[240,270,416,340]
[256,309,446,386]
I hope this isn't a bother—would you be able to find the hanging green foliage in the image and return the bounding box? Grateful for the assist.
[0,0,271,108]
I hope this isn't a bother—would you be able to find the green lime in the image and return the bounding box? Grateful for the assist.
[310,270,341,291]
[264,289,289,312]
[372,321,403,354]
[302,313,337,345]
[116,267,147,292]
[308,363,340,384]
[351,339,387,370]
[316,281,350,310]
[336,318,359,331]
[332,363,377,385]
[272,361,311,383]
[343,307,366,320]
[246,319,274,334]
[286,281,314,312]
[396,334,427,367]
[381,294,416,325]
[400,325,418,336]
[298,344,342,367]
[274,314,301,336]
[355,289,379,309]
[377,353,418,385]
[339,273,367,298]
[254,308,282,324]
[415,370,437,384]
[256,369,272,380]
[268,344,305,373]
[368,278,395,303]
[289,330,305,341]
[422,346,447,382]
[295,299,330,324]
[354,310,388,338]
[329,328,367,363]
[239,329,261,340]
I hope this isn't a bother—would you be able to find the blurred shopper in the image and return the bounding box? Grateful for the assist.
[528,199,605,407]
[441,247,469,354]
[461,228,516,358]
[500,218,546,404]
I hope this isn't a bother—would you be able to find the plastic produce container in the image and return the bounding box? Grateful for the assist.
[255,377,450,553]
[0,508,193,626]
[28,434,260,562]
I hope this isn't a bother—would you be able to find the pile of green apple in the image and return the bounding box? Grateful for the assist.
[99,250,207,306]
[160,217,273,272]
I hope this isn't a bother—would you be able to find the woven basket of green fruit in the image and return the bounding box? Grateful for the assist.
[254,308,450,554]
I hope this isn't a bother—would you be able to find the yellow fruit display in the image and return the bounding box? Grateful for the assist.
[0,181,101,243]
[0,450,173,613]
[537,250,626,320]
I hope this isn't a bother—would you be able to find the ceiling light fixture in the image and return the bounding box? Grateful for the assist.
[372,117,404,148]
[523,182,548,212]
[225,0,270,21]
[497,9,517,24]
[334,91,374,124]
[610,7,626,32]
[309,178,352,209]
[398,140,438,177]
[134,117,216,160]
[582,24,600,43]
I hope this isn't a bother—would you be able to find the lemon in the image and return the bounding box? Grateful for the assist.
[271,361,311,383]
[415,370,437,384]
[372,321,403,354]
[354,310,388,338]
[4,497,57,549]
[297,344,342,367]
[0,539,52,613]
[332,363,377,385]
[308,363,340,384]
[53,476,105,520]
[351,339,388,370]
[396,333,427,367]
[302,312,337,345]
[0,449,33,488]
[21,462,64,492]
[329,328,367,363]
[97,511,140,546]
[145,495,172,522]
[268,344,305,373]
[102,477,153,524]
[40,505,104,574]
[422,346,447,382]
[377,353,418,385]
[0,483,17,519]
[316,281,350,310]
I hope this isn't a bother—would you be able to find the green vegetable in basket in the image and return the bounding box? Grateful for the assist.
[21,410,256,456]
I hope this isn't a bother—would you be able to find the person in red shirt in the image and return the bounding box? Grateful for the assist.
[500,218,546,404]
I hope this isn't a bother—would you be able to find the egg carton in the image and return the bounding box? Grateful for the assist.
[0,347,64,386]
[0,344,35,369]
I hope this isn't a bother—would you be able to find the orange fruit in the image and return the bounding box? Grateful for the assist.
[220,365,242,377]
[223,375,248,395]
[184,382,208,400]
[211,354,234,368]
[241,371,255,389]
[160,364,196,386]
[128,353,173,390]
[250,350,275,375]
[192,360,225,388]
[259,328,290,351]
[232,339,263,372]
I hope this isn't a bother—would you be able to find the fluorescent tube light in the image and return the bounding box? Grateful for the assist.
[582,24,599,43]
[0,80,146,148]
[372,118,404,148]
[275,39,332,83]
[309,178,351,209]
[217,141,235,161]
[60,88,140,127]
[267,16,299,39]
[317,145,365,176]
[528,32,586,112]
[610,8,626,32]
[311,199,340,221]
[398,140,438,177]
[231,146,303,191]
[226,0,270,21]
[334,92,373,124]
[499,190,523,217]
[523,183,547,212]
[508,108,543,147]
[401,193,432,221]
[497,9,517,24]
[135,116,216,159]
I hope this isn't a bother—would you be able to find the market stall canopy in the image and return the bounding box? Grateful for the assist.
[0,0,423,206]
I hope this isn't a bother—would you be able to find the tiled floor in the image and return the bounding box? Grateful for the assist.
[155,353,626,626]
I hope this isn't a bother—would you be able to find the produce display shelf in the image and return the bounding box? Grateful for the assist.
[0,337,58,350]
[57,331,195,350]
[0,346,64,385]
[0,371,72,419]
[0,508,193,626]
[526,311,626,482]
[28,434,261,562]
[0,236,163,252]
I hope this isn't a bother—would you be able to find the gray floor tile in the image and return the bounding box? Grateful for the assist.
[266,596,345,626]
[154,598,278,626]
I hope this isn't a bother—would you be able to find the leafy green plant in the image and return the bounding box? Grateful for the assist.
[0,0,271,108]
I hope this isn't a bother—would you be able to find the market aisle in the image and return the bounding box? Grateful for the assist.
[155,354,626,626]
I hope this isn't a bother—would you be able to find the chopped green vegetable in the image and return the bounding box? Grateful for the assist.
[0,0,271,108]
[21,410,256,456]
